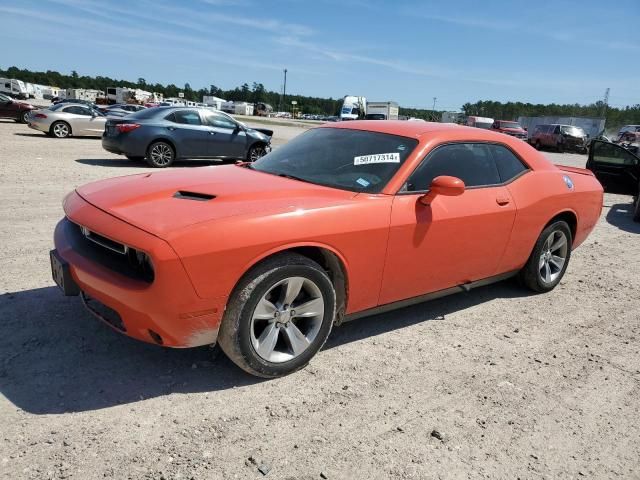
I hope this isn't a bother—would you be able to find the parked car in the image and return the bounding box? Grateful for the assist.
[617,125,640,139]
[530,124,587,153]
[490,120,527,140]
[28,103,108,138]
[98,104,147,114]
[0,92,36,123]
[101,107,273,167]
[51,122,603,377]
[587,139,640,221]
[52,98,97,108]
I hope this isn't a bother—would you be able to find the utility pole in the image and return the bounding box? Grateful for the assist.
[601,87,610,118]
[432,97,437,111]
[283,68,288,113]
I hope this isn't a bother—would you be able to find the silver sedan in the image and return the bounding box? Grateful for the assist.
[28,103,109,138]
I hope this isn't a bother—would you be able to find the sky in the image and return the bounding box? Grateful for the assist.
[1,0,638,111]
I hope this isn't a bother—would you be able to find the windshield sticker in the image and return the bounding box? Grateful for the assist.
[354,152,400,165]
[397,145,406,151]
[356,177,370,187]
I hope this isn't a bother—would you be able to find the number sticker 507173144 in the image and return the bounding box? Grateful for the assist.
[353,152,400,165]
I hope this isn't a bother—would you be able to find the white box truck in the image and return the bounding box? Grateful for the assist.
[365,101,399,120]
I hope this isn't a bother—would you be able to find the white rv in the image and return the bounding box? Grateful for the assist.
[232,102,254,116]
[340,95,366,120]
[203,95,226,110]
[0,78,29,99]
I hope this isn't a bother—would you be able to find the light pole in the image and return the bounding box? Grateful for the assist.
[283,68,288,112]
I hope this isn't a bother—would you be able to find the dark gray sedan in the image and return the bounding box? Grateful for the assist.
[102,107,273,167]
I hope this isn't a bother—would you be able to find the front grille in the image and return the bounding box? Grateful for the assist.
[63,219,154,283]
[81,291,126,332]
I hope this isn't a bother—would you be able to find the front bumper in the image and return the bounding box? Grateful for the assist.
[52,192,226,348]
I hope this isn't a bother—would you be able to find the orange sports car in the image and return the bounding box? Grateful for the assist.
[51,121,603,377]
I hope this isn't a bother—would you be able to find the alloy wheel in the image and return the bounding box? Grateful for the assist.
[249,146,266,162]
[538,230,568,284]
[250,276,324,363]
[149,143,173,166]
[53,123,69,138]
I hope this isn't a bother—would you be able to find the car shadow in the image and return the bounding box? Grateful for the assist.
[75,158,227,168]
[1,279,530,414]
[606,201,640,234]
[13,133,102,140]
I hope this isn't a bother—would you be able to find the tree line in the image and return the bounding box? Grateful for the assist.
[1,66,638,127]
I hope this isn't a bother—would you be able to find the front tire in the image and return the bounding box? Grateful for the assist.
[146,141,175,168]
[218,253,336,378]
[51,121,71,138]
[247,143,267,162]
[519,221,572,292]
[20,111,31,124]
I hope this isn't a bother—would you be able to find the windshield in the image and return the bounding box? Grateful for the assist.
[561,126,585,137]
[500,121,522,129]
[252,127,418,193]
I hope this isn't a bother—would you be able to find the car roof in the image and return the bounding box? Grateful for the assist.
[320,120,513,141]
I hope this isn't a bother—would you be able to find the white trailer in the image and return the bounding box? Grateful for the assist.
[203,95,226,110]
[467,116,494,129]
[0,78,29,99]
[66,88,103,102]
[365,101,399,120]
[232,102,254,116]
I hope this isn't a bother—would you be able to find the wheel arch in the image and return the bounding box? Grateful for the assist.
[237,243,350,323]
[544,209,578,246]
[50,120,72,135]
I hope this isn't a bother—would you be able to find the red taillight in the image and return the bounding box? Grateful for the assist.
[116,123,141,133]
[34,113,47,118]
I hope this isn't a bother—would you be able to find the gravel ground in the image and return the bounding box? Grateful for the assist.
[1,119,639,480]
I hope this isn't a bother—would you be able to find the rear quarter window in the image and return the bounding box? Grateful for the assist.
[488,144,528,182]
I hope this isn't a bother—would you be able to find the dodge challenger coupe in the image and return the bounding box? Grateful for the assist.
[51,122,603,378]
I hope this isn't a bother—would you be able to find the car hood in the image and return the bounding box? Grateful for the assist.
[75,165,357,239]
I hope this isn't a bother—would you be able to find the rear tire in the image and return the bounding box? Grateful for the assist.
[218,253,336,378]
[146,141,175,168]
[519,221,572,293]
[51,121,71,138]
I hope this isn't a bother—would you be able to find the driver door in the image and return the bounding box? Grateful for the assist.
[587,140,639,194]
[379,143,516,304]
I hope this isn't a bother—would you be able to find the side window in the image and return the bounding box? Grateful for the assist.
[488,144,528,182]
[171,110,202,125]
[63,106,89,115]
[203,111,237,129]
[406,143,501,191]
[592,142,639,166]
[553,126,561,134]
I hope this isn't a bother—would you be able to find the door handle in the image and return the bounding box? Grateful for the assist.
[496,196,510,206]
[167,127,175,131]
[209,131,216,135]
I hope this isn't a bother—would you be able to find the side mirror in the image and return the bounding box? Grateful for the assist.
[419,176,465,206]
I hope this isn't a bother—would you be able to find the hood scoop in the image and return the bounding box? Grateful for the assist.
[173,191,216,201]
